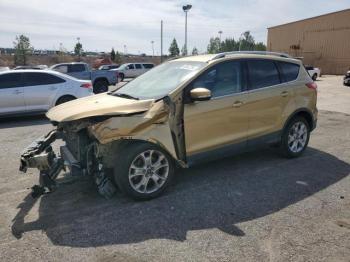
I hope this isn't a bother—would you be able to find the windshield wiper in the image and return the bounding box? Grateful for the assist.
[113,93,139,100]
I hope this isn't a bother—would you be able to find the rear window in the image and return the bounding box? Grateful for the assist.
[278,62,300,82]
[247,59,281,90]
[23,73,65,86]
[0,73,22,88]
[143,64,154,69]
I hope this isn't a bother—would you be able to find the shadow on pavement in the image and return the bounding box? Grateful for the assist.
[0,115,48,129]
[11,147,349,247]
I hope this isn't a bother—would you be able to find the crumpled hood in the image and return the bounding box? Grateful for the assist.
[47,93,155,122]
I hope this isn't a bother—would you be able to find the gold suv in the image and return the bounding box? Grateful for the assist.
[20,52,318,200]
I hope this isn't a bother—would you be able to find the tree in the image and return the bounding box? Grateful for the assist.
[207,37,221,54]
[168,38,180,57]
[115,51,122,64]
[220,38,238,52]
[74,42,83,57]
[111,48,116,61]
[181,45,187,56]
[192,47,199,55]
[254,42,267,51]
[13,34,33,65]
[238,31,255,51]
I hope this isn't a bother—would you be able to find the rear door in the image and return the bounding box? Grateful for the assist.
[244,59,297,143]
[0,72,25,115]
[134,63,144,76]
[22,72,66,111]
[68,64,90,80]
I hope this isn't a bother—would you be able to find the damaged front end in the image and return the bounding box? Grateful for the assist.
[19,93,186,199]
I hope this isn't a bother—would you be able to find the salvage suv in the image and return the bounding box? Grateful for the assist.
[20,52,317,200]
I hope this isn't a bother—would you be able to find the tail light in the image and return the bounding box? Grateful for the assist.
[306,82,317,90]
[80,83,92,88]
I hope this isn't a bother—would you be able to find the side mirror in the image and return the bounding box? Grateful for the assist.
[190,87,211,101]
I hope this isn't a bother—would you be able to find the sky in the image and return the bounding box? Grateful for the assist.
[0,0,349,55]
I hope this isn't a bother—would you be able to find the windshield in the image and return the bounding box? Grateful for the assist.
[113,61,206,99]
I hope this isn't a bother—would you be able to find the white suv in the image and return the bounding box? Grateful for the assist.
[0,70,93,117]
[113,63,154,81]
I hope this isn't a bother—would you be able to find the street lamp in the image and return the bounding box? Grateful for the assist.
[182,4,192,56]
[151,40,154,57]
[218,30,223,50]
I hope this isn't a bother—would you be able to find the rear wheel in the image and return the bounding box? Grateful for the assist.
[55,95,76,106]
[113,143,175,200]
[119,73,125,82]
[93,79,109,93]
[280,117,310,158]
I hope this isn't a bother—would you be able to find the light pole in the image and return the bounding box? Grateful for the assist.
[238,33,244,51]
[151,40,154,57]
[218,30,223,51]
[123,44,127,55]
[182,4,192,56]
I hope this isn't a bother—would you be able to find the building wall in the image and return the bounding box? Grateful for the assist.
[267,9,350,75]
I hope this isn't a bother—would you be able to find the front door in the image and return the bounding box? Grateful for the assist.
[183,60,249,159]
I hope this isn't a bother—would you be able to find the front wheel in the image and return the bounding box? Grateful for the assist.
[113,143,175,200]
[93,80,109,93]
[312,73,317,81]
[280,117,310,158]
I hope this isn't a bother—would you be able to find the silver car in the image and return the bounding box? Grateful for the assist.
[113,63,154,81]
[0,69,93,117]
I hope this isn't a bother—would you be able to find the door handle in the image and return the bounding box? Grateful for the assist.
[232,101,243,108]
[281,91,289,97]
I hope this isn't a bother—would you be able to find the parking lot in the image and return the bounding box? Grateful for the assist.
[0,76,349,261]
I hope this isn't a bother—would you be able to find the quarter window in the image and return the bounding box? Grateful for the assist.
[23,73,65,86]
[0,73,22,88]
[192,61,243,98]
[143,64,154,69]
[278,62,300,82]
[247,59,281,90]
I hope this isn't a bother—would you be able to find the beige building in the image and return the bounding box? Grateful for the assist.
[267,9,350,75]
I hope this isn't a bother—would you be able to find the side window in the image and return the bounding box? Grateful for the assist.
[192,61,243,98]
[135,64,142,69]
[143,64,154,69]
[247,59,281,90]
[53,65,68,73]
[278,62,300,82]
[128,64,135,69]
[23,73,65,86]
[69,64,85,73]
[0,73,22,88]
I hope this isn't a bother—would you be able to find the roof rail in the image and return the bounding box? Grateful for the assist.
[211,51,291,60]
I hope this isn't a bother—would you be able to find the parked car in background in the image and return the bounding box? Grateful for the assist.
[14,65,48,70]
[305,65,321,80]
[99,64,120,70]
[20,52,317,200]
[50,62,117,93]
[344,69,350,86]
[0,70,93,117]
[112,63,154,81]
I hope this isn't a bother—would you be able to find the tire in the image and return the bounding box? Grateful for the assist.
[312,73,317,81]
[93,79,109,93]
[119,73,125,82]
[55,95,76,106]
[280,116,310,158]
[113,142,175,200]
